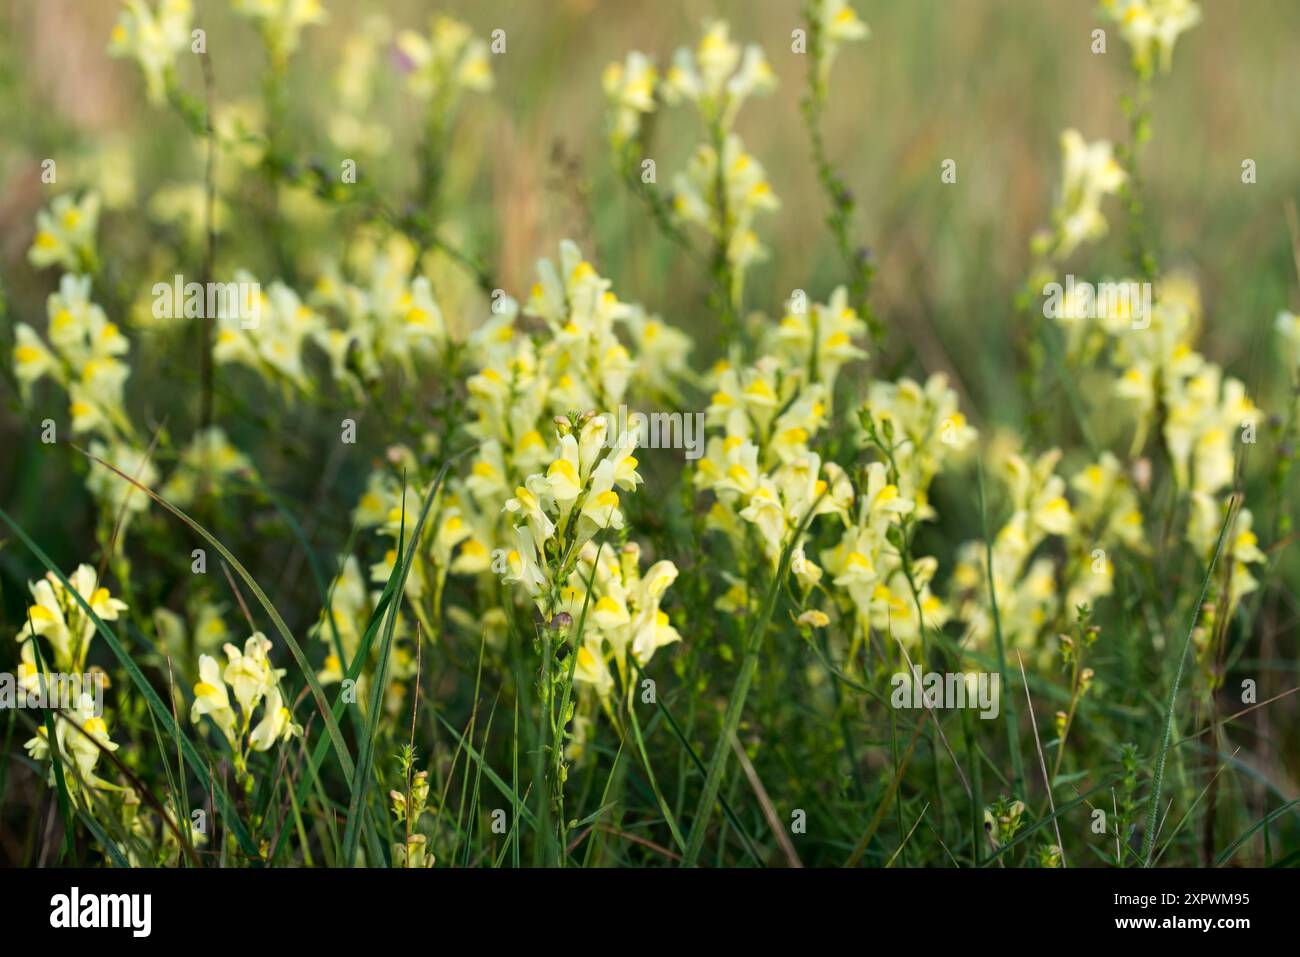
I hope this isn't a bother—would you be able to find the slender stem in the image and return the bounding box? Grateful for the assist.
[199,48,217,431]
[799,4,880,344]
[978,463,1025,798]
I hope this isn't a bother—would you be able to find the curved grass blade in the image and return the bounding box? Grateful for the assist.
[627,657,763,866]
[74,445,356,784]
[625,689,687,854]
[269,576,397,862]
[340,482,409,866]
[341,447,475,866]
[433,710,538,830]
[1141,494,1237,866]
[978,462,1024,798]
[28,634,76,864]
[76,807,131,868]
[845,710,927,867]
[1215,796,1300,866]
[682,500,822,866]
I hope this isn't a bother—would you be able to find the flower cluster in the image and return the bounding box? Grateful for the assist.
[13,271,130,438]
[502,414,643,609]
[389,753,433,867]
[108,0,193,105]
[395,14,493,103]
[16,564,127,677]
[949,447,1129,657]
[1,0,1288,871]
[16,564,128,797]
[231,0,327,68]
[191,633,303,788]
[1032,130,1127,263]
[213,277,320,396]
[1045,270,1265,608]
[835,373,977,645]
[563,541,682,701]
[24,693,121,798]
[159,426,254,508]
[330,15,395,154]
[27,193,102,274]
[331,242,688,732]
[690,285,975,654]
[1100,0,1203,75]
[806,0,870,96]
[603,22,779,299]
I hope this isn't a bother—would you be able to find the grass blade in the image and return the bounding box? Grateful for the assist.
[341,448,473,865]
[1141,494,1238,866]
[978,462,1024,798]
[682,504,819,866]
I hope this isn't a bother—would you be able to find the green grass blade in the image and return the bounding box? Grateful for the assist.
[1141,495,1237,866]
[978,462,1025,798]
[628,658,763,865]
[76,807,131,867]
[29,636,76,865]
[268,577,398,861]
[682,503,818,866]
[625,690,687,854]
[1215,796,1300,866]
[341,448,471,865]
[433,710,538,829]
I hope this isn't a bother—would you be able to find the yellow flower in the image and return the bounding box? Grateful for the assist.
[232,0,326,65]
[108,0,193,105]
[809,0,869,90]
[574,643,615,698]
[193,633,298,765]
[396,15,492,102]
[24,692,120,794]
[603,51,658,147]
[504,475,558,544]
[797,609,830,628]
[12,324,58,391]
[191,654,238,747]
[18,564,127,673]
[222,634,278,716]
[1053,130,1126,258]
[578,461,626,534]
[249,686,302,751]
[1102,0,1202,74]
[28,193,100,272]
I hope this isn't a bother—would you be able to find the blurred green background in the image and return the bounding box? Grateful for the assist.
[4,0,1299,359]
